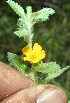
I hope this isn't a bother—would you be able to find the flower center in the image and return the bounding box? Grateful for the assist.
[31,55,36,60]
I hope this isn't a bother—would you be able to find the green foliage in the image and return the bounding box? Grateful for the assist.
[7,52,28,76]
[7,0,25,18]
[35,62,60,74]
[35,62,70,82]
[0,0,70,99]
[7,0,55,47]
[7,0,30,38]
[7,51,70,83]
[32,8,55,24]
[0,0,70,66]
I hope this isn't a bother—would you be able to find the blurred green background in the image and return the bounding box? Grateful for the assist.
[0,0,70,99]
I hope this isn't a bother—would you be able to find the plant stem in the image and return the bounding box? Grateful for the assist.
[32,63,38,84]
[25,6,33,48]
[28,35,33,48]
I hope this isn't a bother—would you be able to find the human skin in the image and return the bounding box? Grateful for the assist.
[0,61,68,103]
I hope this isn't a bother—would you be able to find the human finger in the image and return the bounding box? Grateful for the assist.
[36,84,68,103]
[0,61,35,101]
[1,84,68,103]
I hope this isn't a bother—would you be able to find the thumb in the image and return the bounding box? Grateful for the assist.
[1,84,68,103]
[36,84,68,103]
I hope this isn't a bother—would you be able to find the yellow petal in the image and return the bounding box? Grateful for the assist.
[23,57,28,61]
[32,59,39,63]
[22,45,32,55]
[33,43,42,51]
[40,50,46,59]
[22,43,46,63]
[31,52,42,63]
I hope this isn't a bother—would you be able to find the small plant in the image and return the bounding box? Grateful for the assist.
[7,0,70,85]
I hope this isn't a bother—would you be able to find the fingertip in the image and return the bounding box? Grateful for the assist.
[36,85,68,103]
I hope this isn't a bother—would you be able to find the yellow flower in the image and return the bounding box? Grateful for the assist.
[22,43,46,63]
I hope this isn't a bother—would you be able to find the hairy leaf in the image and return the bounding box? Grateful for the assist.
[7,52,28,76]
[32,8,55,24]
[35,62,70,82]
[7,0,25,18]
[14,17,33,38]
[35,62,61,74]
[45,66,70,83]
[7,0,55,43]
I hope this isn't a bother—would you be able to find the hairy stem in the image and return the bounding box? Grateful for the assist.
[32,64,38,84]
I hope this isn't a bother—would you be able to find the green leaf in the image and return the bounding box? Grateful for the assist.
[7,52,28,76]
[45,66,70,82]
[68,101,70,103]
[35,62,70,83]
[7,0,55,45]
[35,62,61,74]
[32,7,55,24]
[14,29,29,38]
[7,0,25,18]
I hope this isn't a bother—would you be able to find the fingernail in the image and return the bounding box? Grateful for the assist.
[36,88,68,103]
